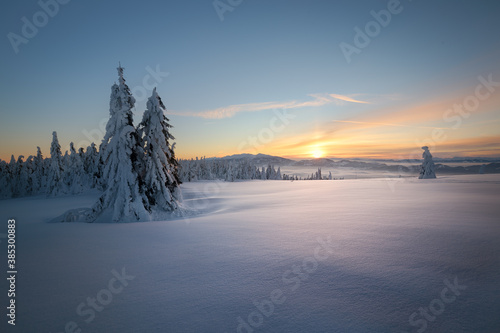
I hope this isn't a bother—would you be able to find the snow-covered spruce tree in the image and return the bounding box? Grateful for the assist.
[479,164,486,174]
[47,131,66,195]
[84,143,100,188]
[62,150,70,188]
[182,159,196,182]
[67,142,85,194]
[32,146,46,194]
[21,156,34,196]
[7,155,19,196]
[261,167,266,180]
[265,164,272,179]
[169,142,181,185]
[97,83,120,191]
[225,162,236,182]
[138,88,181,212]
[88,65,150,222]
[0,159,12,198]
[419,146,436,179]
[10,155,29,197]
[78,147,91,187]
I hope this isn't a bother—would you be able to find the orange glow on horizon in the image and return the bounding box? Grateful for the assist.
[311,149,325,159]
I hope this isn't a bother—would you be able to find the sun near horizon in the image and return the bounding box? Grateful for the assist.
[311,149,325,159]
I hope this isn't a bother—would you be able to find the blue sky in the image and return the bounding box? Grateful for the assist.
[1,0,499,160]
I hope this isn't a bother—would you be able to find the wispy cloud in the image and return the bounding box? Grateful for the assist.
[169,93,372,119]
[326,119,450,130]
[328,94,370,104]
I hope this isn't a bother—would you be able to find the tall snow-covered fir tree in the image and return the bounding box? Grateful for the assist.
[47,131,65,195]
[88,65,150,222]
[138,88,181,211]
[98,83,119,160]
[96,83,120,191]
[419,146,436,179]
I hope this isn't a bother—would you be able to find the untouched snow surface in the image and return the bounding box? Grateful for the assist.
[1,175,499,332]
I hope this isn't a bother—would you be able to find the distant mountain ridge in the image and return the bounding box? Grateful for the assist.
[220,153,500,164]
[217,153,500,175]
[221,153,293,165]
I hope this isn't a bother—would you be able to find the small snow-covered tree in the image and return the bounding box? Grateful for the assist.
[265,164,273,179]
[12,155,29,197]
[32,147,46,194]
[88,65,150,222]
[225,162,236,182]
[7,155,18,196]
[276,167,282,180]
[62,150,70,188]
[7,155,15,187]
[84,143,100,188]
[261,166,266,180]
[23,156,35,195]
[479,164,486,174]
[419,146,436,179]
[67,142,85,194]
[47,132,66,195]
[138,88,181,211]
[0,159,12,198]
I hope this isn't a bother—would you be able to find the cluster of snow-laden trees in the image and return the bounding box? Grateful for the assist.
[87,66,181,222]
[178,157,286,182]
[178,159,338,181]
[0,136,100,199]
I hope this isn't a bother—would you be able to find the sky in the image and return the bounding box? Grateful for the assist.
[0,0,499,161]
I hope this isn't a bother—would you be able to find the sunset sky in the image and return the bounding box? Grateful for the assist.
[1,0,499,161]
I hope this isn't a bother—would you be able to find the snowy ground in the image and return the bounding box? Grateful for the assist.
[1,175,499,332]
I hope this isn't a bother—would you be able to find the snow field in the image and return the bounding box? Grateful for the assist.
[0,174,499,332]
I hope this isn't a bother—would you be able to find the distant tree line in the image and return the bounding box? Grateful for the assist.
[178,157,338,182]
[0,138,100,199]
